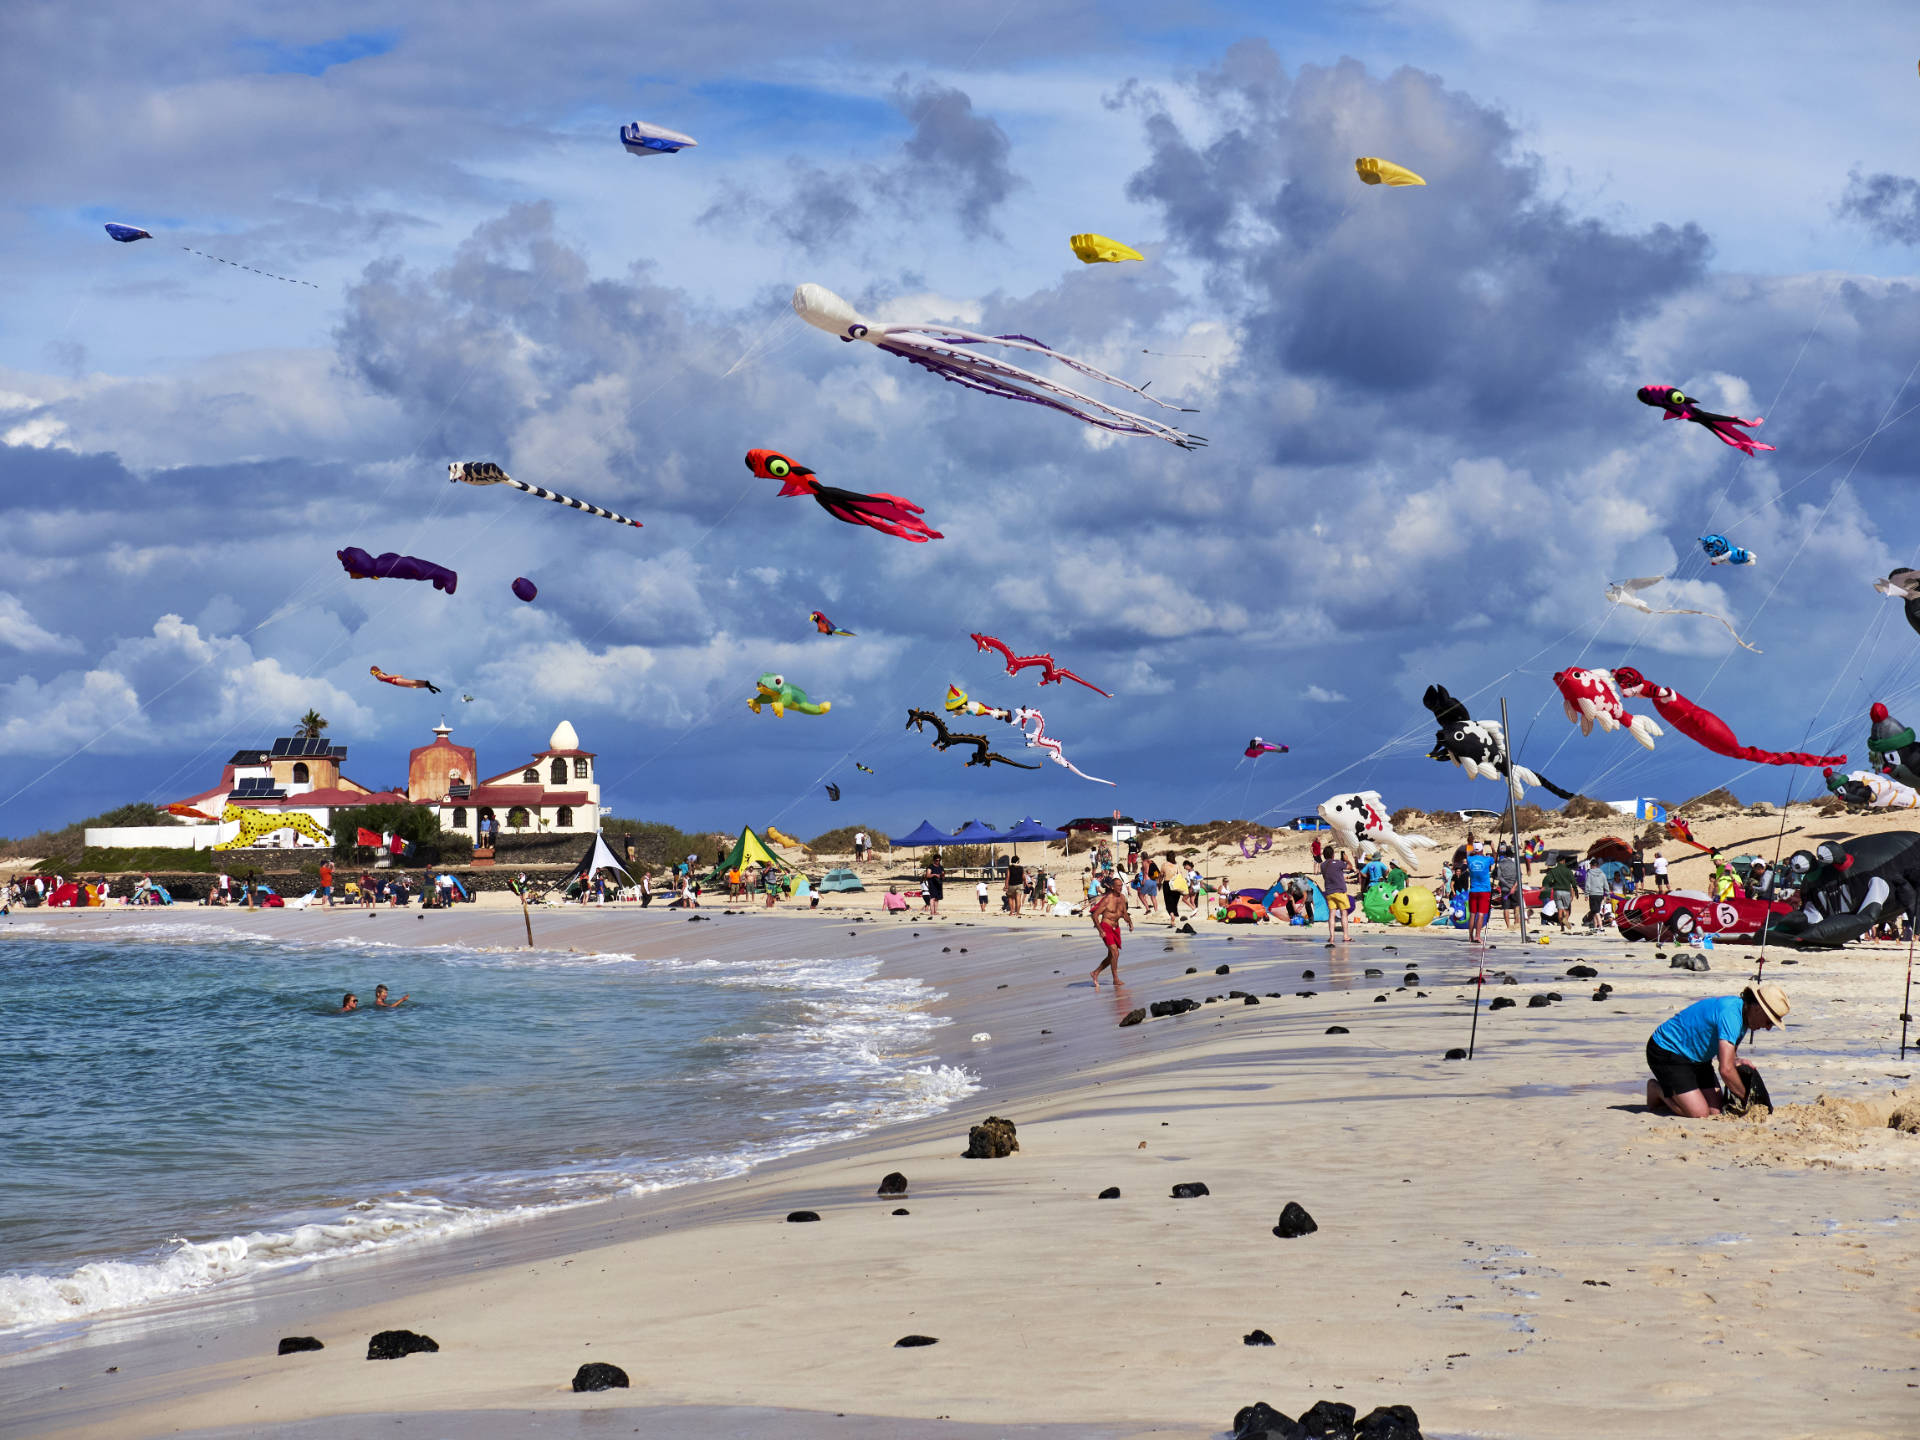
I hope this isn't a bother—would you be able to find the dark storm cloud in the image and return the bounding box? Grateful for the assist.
[1128,46,1711,421]
[700,79,1022,253]
[1837,168,1920,247]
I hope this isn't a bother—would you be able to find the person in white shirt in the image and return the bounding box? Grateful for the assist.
[1653,852,1669,893]
[976,879,990,912]
[854,831,869,863]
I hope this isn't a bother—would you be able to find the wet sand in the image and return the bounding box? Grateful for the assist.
[3,903,1917,1439]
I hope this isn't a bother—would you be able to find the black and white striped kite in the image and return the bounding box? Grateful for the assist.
[448,462,643,529]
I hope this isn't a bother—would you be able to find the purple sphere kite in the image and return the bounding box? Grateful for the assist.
[512,577,538,602]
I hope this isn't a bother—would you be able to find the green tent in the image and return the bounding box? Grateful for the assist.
[704,825,793,883]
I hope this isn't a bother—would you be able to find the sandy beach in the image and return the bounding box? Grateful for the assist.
[4,868,1917,1440]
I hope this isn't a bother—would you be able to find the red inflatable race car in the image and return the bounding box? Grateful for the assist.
[1615,889,1792,942]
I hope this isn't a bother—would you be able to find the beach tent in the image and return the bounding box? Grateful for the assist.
[1001,815,1066,859]
[888,819,951,849]
[1002,816,1066,842]
[819,867,864,893]
[706,825,791,881]
[949,819,1004,844]
[566,832,636,891]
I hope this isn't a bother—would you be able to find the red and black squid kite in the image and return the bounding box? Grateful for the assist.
[1636,385,1775,456]
[1611,666,1843,769]
[745,450,943,543]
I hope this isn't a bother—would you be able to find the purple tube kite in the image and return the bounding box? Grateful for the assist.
[336,547,458,595]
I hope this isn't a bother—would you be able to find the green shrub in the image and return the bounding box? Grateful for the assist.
[79,847,217,874]
[331,805,442,861]
[805,824,892,853]
[598,818,716,873]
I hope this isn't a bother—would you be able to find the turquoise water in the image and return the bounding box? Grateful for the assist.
[0,918,971,1337]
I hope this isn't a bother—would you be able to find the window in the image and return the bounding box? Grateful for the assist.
[556,806,573,828]
[522,768,538,784]
[550,758,567,786]
[291,762,309,784]
[452,807,467,829]
[573,758,589,779]
[507,806,530,829]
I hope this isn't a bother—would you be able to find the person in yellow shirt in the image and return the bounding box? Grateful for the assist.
[1711,861,1736,902]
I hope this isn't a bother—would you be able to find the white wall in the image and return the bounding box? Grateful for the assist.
[85,823,240,850]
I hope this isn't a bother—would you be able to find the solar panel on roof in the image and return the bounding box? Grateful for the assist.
[269,736,336,757]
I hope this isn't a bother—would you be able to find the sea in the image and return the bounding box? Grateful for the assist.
[0,916,975,1343]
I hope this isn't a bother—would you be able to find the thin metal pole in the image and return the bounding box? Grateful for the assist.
[517,876,535,948]
[1902,924,1915,1060]
[1500,698,1528,946]
[1467,964,1485,1060]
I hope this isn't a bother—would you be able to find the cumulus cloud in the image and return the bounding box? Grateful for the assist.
[0,593,80,654]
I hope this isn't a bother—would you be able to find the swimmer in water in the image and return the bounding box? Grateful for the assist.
[373,984,408,1008]
[339,993,359,1012]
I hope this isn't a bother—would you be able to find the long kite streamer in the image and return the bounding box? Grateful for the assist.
[1611,667,1845,769]
[449,462,643,529]
[1605,577,1760,653]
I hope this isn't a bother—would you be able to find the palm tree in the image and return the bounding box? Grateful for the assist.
[297,710,329,739]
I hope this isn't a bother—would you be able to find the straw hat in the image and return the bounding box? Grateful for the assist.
[1744,981,1790,1027]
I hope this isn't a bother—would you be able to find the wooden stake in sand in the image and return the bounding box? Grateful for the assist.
[514,874,535,948]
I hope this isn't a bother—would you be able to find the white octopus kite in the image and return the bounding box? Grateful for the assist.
[1604,577,1759,653]
[792,284,1206,450]
[1012,707,1114,785]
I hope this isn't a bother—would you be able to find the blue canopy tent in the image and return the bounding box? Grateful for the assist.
[888,820,950,849]
[949,819,1005,845]
[1000,816,1066,860]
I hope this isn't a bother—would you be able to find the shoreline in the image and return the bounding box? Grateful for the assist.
[5,905,1918,1438]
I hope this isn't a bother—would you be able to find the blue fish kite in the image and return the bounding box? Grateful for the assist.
[104,223,152,243]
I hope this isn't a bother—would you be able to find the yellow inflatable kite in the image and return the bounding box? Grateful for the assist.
[1069,233,1144,264]
[214,802,333,851]
[1354,157,1426,187]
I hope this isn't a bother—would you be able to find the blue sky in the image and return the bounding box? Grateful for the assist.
[2,1,1918,839]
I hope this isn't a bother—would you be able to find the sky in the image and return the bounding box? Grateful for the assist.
[2,1,1919,841]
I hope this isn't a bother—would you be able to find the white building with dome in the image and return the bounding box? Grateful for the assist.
[409,719,601,844]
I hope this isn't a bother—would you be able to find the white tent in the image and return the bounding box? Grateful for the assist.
[565,832,634,890]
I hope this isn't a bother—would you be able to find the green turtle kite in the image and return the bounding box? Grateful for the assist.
[748,673,830,717]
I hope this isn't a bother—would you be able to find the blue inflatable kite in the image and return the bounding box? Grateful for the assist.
[1700,533,1756,567]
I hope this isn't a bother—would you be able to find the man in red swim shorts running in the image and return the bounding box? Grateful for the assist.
[1089,877,1133,989]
